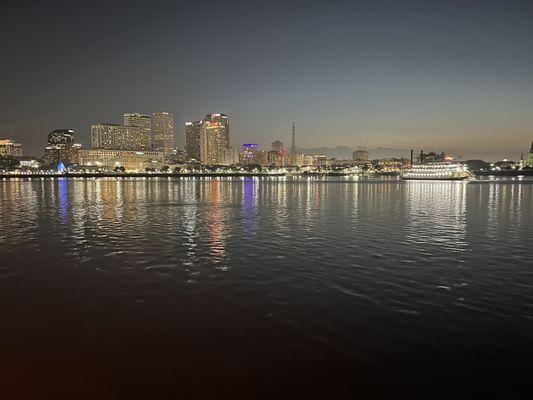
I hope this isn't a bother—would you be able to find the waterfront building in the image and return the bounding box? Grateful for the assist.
[239,143,261,165]
[260,150,269,166]
[200,113,230,165]
[185,120,203,161]
[91,123,143,151]
[267,150,282,166]
[313,155,328,167]
[291,154,305,166]
[267,150,289,167]
[224,147,239,165]
[79,149,164,171]
[493,159,516,170]
[152,111,175,157]
[43,129,79,165]
[267,140,288,166]
[304,155,314,166]
[123,113,151,151]
[374,158,408,172]
[17,157,41,169]
[353,148,369,161]
[0,139,22,158]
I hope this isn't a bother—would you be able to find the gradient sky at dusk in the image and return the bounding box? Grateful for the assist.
[1,0,532,159]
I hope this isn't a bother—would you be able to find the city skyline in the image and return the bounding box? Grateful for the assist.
[2,113,532,162]
[2,2,533,395]
[1,0,533,160]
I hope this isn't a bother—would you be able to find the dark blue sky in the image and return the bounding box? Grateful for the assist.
[1,0,532,159]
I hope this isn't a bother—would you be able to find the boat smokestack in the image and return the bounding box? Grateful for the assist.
[410,149,414,165]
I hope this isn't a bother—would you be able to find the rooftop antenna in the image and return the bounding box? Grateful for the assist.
[291,122,296,165]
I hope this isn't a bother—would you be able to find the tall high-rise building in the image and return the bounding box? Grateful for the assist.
[91,123,142,150]
[270,140,287,166]
[43,129,79,165]
[200,113,230,165]
[123,113,151,151]
[185,120,203,161]
[152,111,174,157]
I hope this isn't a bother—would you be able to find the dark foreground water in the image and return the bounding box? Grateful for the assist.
[1,177,532,398]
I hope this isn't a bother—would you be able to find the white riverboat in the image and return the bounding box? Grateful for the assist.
[401,163,471,180]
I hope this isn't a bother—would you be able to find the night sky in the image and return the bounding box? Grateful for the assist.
[1,0,532,160]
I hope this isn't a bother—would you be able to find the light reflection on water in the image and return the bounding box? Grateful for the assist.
[0,176,532,394]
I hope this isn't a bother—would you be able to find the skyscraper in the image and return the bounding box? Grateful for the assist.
[200,113,230,165]
[123,113,151,151]
[152,111,174,157]
[270,140,287,166]
[185,120,203,161]
[43,129,78,165]
[91,124,142,150]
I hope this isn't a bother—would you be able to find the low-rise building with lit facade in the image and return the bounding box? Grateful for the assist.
[79,149,164,171]
[374,158,411,172]
[0,139,22,158]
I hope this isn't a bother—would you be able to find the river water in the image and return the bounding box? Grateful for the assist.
[1,176,532,398]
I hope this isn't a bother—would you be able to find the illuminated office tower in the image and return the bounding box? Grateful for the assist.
[152,111,175,157]
[199,113,229,165]
[91,123,142,150]
[123,113,151,150]
[185,120,203,161]
[270,140,287,166]
[43,129,78,165]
